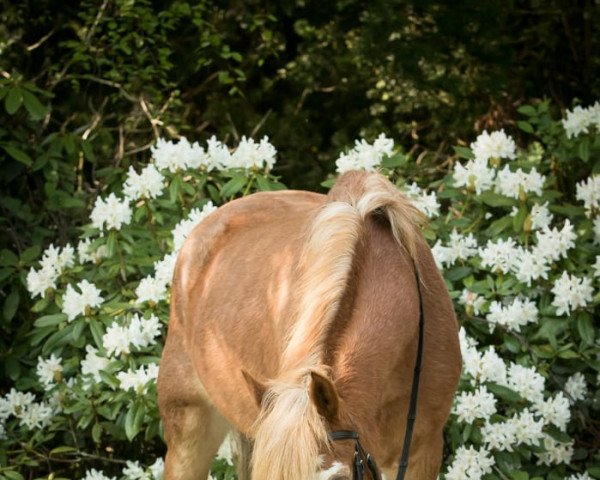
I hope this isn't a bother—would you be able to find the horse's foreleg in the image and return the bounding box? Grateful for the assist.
[158,332,229,480]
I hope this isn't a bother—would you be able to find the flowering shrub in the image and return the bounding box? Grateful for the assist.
[2,101,600,480]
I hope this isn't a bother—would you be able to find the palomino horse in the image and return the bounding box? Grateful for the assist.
[157,171,461,480]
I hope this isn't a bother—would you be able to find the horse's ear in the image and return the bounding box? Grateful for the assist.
[242,369,267,406]
[309,370,339,420]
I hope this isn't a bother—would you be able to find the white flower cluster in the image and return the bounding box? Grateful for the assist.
[403,182,440,218]
[455,328,577,471]
[536,434,574,466]
[486,297,538,333]
[135,252,179,305]
[83,458,163,480]
[530,202,553,230]
[335,133,394,173]
[124,164,165,201]
[482,409,544,451]
[116,364,159,394]
[80,345,110,385]
[551,271,594,316]
[445,445,495,480]
[454,386,497,423]
[564,372,588,404]
[91,192,133,232]
[0,388,54,431]
[26,244,75,298]
[36,354,62,391]
[62,279,104,322]
[431,230,478,268]
[495,165,545,199]
[453,129,549,200]
[562,101,600,138]
[152,135,277,173]
[77,238,109,264]
[459,290,485,316]
[102,314,162,357]
[470,129,517,163]
[576,174,600,215]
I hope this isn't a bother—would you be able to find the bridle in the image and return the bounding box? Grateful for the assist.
[328,261,425,480]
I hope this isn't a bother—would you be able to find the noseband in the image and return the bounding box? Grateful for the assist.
[329,262,425,480]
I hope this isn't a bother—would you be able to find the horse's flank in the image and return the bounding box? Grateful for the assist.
[158,171,461,480]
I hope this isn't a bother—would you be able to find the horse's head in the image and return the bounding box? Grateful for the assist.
[243,368,366,480]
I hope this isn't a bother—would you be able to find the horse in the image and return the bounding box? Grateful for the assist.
[157,170,461,480]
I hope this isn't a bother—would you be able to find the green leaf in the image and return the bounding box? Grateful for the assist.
[220,174,247,198]
[517,121,534,133]
[381,153,406,168]
[517,105,537,116]
[511,472,529,480]
[21,244,41,263]
[512,205,527,232]
[576,313,595,345]
[89,318,105,348]
[487,382,523,403]
[2,145,33,166]
[50,446,77,455]
[5,87,23,114]
[478,191,516,208]
[445,266,472,281]
[22,90,48,119]
[453,146,475,160]
[255,175,272,191]
[92,422,103,443]
[34,313,67,328]
[578,138,590,162]
[125,402,139,440]
[3,470,25,480]
[3,289,19,321]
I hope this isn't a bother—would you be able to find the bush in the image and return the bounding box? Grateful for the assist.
[1,101,599,480]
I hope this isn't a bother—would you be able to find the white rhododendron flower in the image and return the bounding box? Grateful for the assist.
[61,280,103,321]
[123,164,165,201]
[103,315,162,358]
[149,458,164,480]
[431,230,478,268]
[452,158,496,194]
[77,238,109,264]
[536,434,574,466]
[593,255,600,277]
[154,252,178,286]
[533,220,576,262]
[152,137,211,172]
[533,392,571,431]
[459,290,485,316]
[335,133,394,173]
[18,401,53,430]
[123,460,151,480]
[172,201,218,252]
[205,135,277,170]
[564,372,588,404]
[512,248,550,286]
[135,275,168,304]
[562,101,600,138]
[566,473,593,480]
[551,271,593,316]
[403,182,440,218]
[36,354,62,390]
[454,386,497,423]
[486,297,538,332]
[495,165,545,199]
[91,193,133,231]
[445,445,495,480]
[117,364,159,394]
[478,237,519,274]
[576,174,600,215]
[507,363,545,404]
[26,243,75,298]
[470,129,517,162]
[83,469,117,480]
[80,345,110,385]
[530,202,553,230]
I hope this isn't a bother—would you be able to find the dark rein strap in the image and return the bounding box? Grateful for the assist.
[395,260,425,480]
[329,260,425,480]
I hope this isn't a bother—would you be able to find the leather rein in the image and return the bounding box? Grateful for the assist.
[328,261,425,480]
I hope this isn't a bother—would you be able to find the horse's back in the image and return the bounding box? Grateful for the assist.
[170,190,326,432]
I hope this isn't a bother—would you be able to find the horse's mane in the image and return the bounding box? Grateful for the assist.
[251,171,424,480]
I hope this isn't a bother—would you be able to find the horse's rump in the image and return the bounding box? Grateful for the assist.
[159,171,461,480]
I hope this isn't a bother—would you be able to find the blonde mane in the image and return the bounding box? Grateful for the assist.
[251,171,424,480]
